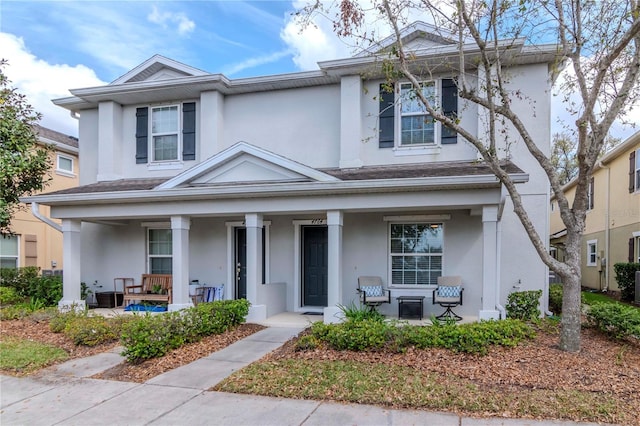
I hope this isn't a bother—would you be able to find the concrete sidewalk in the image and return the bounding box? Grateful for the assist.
[1,326,603,426]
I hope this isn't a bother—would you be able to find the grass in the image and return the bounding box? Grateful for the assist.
[581,290,635,307]
[0,337,68,374]
[214,359,621,424]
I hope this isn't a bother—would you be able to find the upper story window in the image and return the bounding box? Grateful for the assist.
[379,78,458,151]
[56,154,74,175]
[389,223,443,287]
[587,177,594,210]
[0,235,19,269]
[151,106,179,162]
[136,102,196,165]
[631,149,640,193]
[399,82,436,146]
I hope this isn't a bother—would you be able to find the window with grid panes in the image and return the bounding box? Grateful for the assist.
[390,223,443,286]
[148,229,172,274]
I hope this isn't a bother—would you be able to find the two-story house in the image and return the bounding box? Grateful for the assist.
[24,23,559,322]
[1,125,79,273]
[549,132,640,293]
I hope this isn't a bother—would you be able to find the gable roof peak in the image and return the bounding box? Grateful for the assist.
[111,54,209,85]
[355,21,457,58]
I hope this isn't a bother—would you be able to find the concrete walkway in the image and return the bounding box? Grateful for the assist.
[1,325,603,426]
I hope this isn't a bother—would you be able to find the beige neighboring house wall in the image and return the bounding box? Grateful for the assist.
[3,125,79,273]
[549,132,640,292]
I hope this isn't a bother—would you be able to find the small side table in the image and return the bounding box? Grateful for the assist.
[397,295,425,320]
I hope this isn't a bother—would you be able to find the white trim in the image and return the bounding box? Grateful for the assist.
[148,161,184,171]
[397,81,439,148]
[150,104,181,163]
[632,231,640,238]
[293,219,330,311]
[586,239,598,267]
[147,228,173,274]
[141,222,170,228]
[111,54,208,85]
[383,214,451,222]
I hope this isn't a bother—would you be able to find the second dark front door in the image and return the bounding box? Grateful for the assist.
[235,227,247,300]
[302,226,328,307]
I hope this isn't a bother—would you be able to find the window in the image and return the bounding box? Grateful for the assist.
[390,223,443,286]
[151,106,179,162]
[586,240,597,267]
[56,154,74,174]
[0,235,19,269]
[399,82,436,146]
[378,79,458,150]
[148,229,172,274]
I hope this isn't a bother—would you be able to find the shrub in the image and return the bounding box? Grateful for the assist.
[586,302,640,340]
[0,267,61,306]
[50,309,88,333]
[548,284,563,314]
[0,286,24,305]
[63,316,118,346]
[506,290,542,321]
[321,319,392,351]
[613,263,640,302]
[120,299,250,363]
[338,302,385,322]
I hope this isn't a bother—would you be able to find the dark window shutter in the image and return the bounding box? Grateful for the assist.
[629,238,635,263]
[182,102,196,161]
[589,177,595,210]
[441,78,458,145]
[379,84,395,148]
[630,151,636,193]
[135,107,148,164]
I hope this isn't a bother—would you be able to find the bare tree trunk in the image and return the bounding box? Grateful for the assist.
[558,227,584,352]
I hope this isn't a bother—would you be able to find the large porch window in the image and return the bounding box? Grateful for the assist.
[148,229,172,274]
[390,223,443,286]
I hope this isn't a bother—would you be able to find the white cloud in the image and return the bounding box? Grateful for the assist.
[223,49,293,76]
[0,32,106,137]
[148,5,195,36]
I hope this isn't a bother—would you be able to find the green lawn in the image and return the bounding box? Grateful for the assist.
[0,337,68,374]
[581,291,633,307]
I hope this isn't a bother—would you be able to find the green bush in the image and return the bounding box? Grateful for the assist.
[613,263,640,302]
[49,309,88,333]
[338,302,385,322]
[506,290,542,321]
[548,284,563,314]
[308,317,534,355]
[63,316,118,346]
[0,286,24,305]
[0,267,61,307]
[120,299,250,363]
[586,302,640,340]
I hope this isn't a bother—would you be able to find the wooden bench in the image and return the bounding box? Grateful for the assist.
[123,274,173,306]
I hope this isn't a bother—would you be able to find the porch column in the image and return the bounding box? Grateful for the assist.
[169,215,192,311]
[324,210,344,323]
[245,213,266,321]
[59,219,84,311]
[480,206,500,320]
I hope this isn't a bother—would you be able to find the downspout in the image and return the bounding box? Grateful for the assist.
[31,202,62,233]
[496,194,506,319]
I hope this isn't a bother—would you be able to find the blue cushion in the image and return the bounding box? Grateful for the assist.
[438,286,461,298]
[361,285,383,297]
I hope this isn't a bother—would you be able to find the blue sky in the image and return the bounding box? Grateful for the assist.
[0,0,637,140]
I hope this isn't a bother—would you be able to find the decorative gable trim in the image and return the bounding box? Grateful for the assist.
[155,141,340,190]
[111,54,208,85]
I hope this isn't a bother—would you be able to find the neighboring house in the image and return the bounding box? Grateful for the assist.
[1,125,79,273]
[24,23,559,322]
[549,132,640,292]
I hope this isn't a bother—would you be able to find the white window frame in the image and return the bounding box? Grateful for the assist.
[147,227,172,274]
[635,148,640,192]
[150,105,181,163]
[586,239,598,267]
[56,154,74,176]
[388,222,444,288]
[396,81,438,150]
[0,235,19,269]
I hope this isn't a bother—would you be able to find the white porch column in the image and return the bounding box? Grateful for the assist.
[169,215,192,311]
[324,210,344,323]
[245,213,266,321]
[479,206,500,320]
[58,219,84,311]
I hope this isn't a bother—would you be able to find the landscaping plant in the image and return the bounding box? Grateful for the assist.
[586,302,640,341]
[506,290,542,321]
[613,262,640,302]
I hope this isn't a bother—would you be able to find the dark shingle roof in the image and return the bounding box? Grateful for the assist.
[34,125,79,148]
[37,160,523,197]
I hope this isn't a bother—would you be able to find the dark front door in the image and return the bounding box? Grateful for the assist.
[235,228,247,300]
[302,226,328,307]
